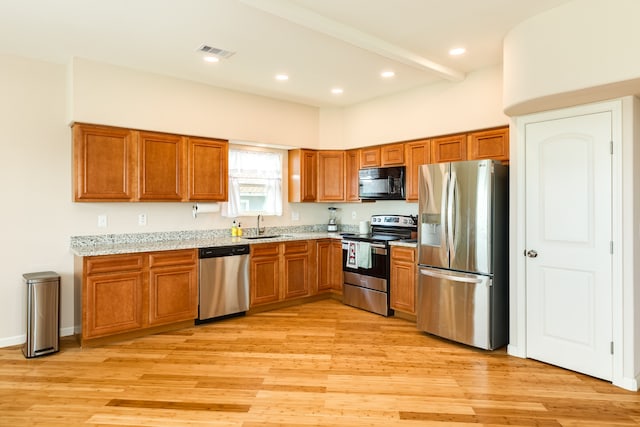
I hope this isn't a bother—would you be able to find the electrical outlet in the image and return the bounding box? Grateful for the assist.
[97,215,107,228]
[351,211,357,219]
[138,213,147,226]
[291,211,300,221]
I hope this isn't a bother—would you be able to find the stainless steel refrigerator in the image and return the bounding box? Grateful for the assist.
[416,159,508,350]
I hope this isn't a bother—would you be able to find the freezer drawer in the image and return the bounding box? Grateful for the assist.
[417,267,503,350]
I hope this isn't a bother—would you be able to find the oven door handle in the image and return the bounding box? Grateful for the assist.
[341,241,388,254]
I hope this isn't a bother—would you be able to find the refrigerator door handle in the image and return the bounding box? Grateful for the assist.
[440,170,450,255]
[447,171,456,263]
[419,268,487,285]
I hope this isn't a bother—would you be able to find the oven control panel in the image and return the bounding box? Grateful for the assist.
[370,215,417,227]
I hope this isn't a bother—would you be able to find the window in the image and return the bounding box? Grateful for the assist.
[222,147,283,217]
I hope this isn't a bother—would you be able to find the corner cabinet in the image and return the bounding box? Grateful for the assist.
[390,246,416,315]
[73,123,137,201]
[76,249,197,344]
[317,151,346,202]
[345,149,360,202]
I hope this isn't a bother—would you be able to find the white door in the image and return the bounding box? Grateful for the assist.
[525,111,612,381]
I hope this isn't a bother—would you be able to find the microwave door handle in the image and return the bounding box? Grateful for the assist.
[388,176,394,192]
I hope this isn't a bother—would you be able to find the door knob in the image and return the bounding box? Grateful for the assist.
[526,250,538,258]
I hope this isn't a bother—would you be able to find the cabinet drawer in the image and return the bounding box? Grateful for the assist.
[284,241,308,254]
[85,254,144,275]
[251,243,280,257]
[391,246,415,262]
[148,249,196,268]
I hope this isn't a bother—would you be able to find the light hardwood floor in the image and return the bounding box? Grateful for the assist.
[1,299,639,426]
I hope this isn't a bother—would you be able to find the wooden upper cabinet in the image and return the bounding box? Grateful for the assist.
[360,147,381,168]
[431,133,467,163]
[288,149,317,202]
[73,123,137,201]
[317,150,346,202]
[138,131,186,201]
[381,143,405,166]
[404,139,430,202]
[345,149,360,201]
[467,127,510,162]
[187,137,228,201]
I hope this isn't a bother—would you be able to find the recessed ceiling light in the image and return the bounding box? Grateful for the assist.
[275,74,289,81]
[331,88,344,95]
[381,70,395,78]
[449,47,466,56]
[203,55,219,63]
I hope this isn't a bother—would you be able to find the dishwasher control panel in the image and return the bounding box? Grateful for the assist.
[199,244,250,258]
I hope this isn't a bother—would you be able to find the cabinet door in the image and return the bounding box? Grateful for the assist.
[317,151,346,201]
[431,134,467,163]
[250,244,281,306]
[360,147,380,168]
[316,240,333,292]
[330,240,344,292]
[283,242,310,299]
[138,131,186,201]
[467,127,509,162]
[84,270,144,338]
[345,149,360,202]
[390,247,416,314]
[405,140,430,202]
[73,123,136,201]
[148,264,197,326]
[381,143,405,166]
[288,149,317,202]
[187,137,228,201]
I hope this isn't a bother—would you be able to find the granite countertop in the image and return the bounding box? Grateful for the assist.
[70,227,348,257]
[389,239,418,248]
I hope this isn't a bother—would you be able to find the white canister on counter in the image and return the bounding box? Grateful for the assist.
[359,220,370,234]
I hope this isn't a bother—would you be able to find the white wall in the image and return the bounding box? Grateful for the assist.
[503,0,640,116]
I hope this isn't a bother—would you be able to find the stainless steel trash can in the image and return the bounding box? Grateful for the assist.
[23,271,60,358]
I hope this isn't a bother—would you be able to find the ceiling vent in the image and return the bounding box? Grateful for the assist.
[197,44,235,59]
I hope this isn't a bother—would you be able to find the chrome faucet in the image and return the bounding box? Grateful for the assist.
[257,214,265,235]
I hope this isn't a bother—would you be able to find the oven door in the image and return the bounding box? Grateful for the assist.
[341,240,388,279]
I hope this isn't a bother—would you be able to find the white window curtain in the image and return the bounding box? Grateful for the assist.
[222,149,283,218]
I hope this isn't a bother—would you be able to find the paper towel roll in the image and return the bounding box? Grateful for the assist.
[192,203,220,218]
[359,220,370,234]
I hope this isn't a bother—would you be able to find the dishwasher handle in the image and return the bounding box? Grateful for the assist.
[199,244,250,258]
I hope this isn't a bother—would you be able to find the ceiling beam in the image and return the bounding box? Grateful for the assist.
[239,0,465,82]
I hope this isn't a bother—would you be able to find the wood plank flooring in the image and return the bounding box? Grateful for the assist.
[1,299,639,426]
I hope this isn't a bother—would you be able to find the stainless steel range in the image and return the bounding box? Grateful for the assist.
[341,215,417,316]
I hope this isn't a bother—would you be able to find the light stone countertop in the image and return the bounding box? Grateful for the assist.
[389,240,418,248]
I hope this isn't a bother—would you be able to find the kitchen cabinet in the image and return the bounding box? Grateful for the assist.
[187,136,228,201]
[147,250,198,326]
[250,241,314,307]
[431,133,467,163]
[317,150,346,201]
[78,249,197,343]
[345,149,360,201]
[73,123,137,201]
[467,126,509,163]
[138,131,186,201]
[404,139,430,202]
[317,239,343,293]
[360,147,381,168]
[74,123,228,202]
[250,243,281,306]
[283,241,312,299]
[390,246,416,315]
[288,149,317,202]
[381,143,405,166]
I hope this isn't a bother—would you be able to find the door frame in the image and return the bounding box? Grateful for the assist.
[510,98,635,390]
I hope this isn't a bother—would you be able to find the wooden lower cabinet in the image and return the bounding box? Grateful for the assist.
[250,241,315,307]
[78,249,197,343]
[390,246,417,315]
[317,239,343,293]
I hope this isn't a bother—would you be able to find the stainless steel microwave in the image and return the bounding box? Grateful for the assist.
[358,166,405,200]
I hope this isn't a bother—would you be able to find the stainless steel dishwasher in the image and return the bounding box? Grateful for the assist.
[197,244,250,324]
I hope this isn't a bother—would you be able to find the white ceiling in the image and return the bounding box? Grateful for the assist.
[0,0,572,107]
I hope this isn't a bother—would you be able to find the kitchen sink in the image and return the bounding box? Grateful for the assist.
[242,234,282,240]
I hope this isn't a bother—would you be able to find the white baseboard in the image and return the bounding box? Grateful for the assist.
[0,327,76,349]
[613,375,639,392]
